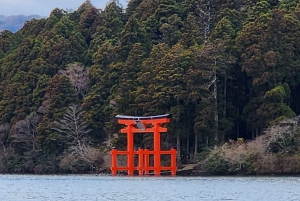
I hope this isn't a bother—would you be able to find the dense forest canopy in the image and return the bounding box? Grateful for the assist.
[1,0,300,174]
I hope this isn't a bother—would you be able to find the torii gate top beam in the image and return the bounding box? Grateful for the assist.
[115,114,171,130]
[115,114,171,120]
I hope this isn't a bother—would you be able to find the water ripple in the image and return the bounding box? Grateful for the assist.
[0,175,300,201]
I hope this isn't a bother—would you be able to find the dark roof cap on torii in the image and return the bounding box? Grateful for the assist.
[115,114,171,120]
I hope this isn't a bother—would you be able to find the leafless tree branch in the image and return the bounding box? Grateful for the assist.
[11,113,41,151]
[51,104,92,158]
[59,63,89,98]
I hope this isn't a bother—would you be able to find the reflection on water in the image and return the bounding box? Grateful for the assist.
[0,174,300,201]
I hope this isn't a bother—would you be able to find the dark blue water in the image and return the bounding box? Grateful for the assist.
[0,175,299,201]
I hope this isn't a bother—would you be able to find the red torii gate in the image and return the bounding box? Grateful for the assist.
[110,114,177,176]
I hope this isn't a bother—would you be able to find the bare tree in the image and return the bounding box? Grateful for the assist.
[11,113,41,151]
[196,3,212,42]
[0,123,10,152]
[59,63,89,99]
[262,116,300,150]
[51,104,92,158]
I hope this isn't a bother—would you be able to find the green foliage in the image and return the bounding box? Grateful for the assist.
[246,1,271,23]
[125,0,144,20]
[264,86,286,103]
[119,15,148,59]
[204,153,229,174]
[0,49,4,59]
[32,74,51,111]
[159,14,183,46]
[44,14,59,30]
[3,151,58,174]
[0,30,13,54]
[196,150,210,162]
[210,17,236,47]
[78,6,100,45]
[180,13,202,47]
[253,86,295,126]
[53,16,76,38]
[89,0,124,51]
[278,0,299,13]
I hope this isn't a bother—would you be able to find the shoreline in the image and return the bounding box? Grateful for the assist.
[1,170,300,177]
[1,173,300,177]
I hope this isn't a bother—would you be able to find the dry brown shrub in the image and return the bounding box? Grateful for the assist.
[220,144,249,172]
[253,154,300,174]
[207,116,300,174]
[82,145,104,165]
[59,145,104,173]
[207,142,255,173]
[59,151,77,172]
[252,154,279,174]
[279,155,300,173]
[246,136,267,157]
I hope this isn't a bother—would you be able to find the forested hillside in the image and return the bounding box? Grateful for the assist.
[0,0,300,174]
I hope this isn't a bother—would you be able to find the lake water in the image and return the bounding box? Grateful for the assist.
[0,174,299,201]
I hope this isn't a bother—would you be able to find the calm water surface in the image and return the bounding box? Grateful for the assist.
[0,174,299,201]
